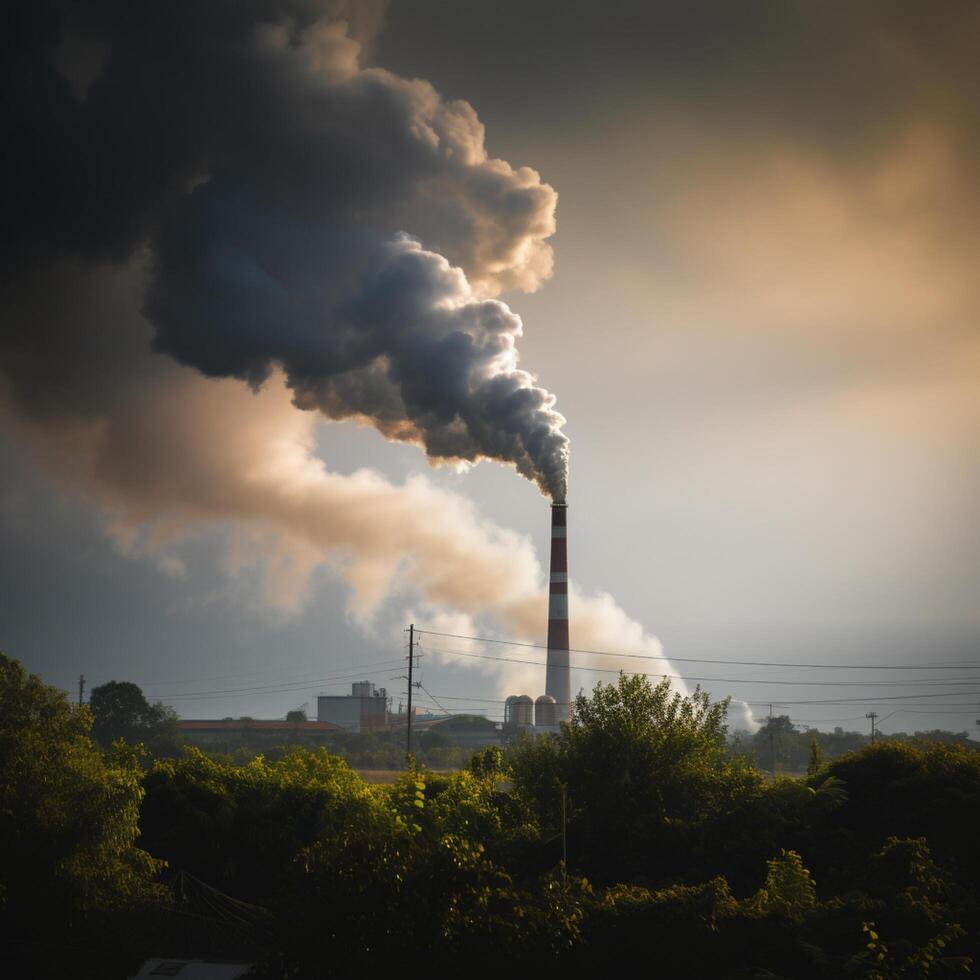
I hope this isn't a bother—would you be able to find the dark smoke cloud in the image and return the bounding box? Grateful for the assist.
[150,227,567,498]
[2,0,567,499]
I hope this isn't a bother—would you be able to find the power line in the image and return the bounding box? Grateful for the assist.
[112,656,401,689]
[415,628,980,671]
[89,657,404,694]
[424,644,980,691]
[883,708,980,715]
[417,682,453,718]
[743,692,980,705]
[144,663,403,702]
[795,708,980,723]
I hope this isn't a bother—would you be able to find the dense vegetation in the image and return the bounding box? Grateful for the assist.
[733,714,978,776]
[2,652,977,978]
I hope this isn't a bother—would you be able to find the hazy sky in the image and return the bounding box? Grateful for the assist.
[2,0,978,733]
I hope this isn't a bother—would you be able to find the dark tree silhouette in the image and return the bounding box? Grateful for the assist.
[89,680,179,755]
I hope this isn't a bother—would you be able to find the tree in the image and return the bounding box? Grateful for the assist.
[89,679,179,755]
[510,674,762,881]
[0,654,166,976]
[470,744,505,779]
[285,708,307,723]
[807,735,826,776]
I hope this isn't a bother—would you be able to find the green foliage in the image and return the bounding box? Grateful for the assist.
[849,838,972,979]
[732,723,979,777]
[89,679,180,756]
[7,655,980,976]
[807,734,826,776]
[749,849,818,922]
[257,760,587,974]
[580,877,740,972]
[0,654,166,976]
[507,728,564,828]
[817,742,980,894]
[176,723,491,770]
[140,745,371,903]
[510,674,763,881]
[469,743,505,779]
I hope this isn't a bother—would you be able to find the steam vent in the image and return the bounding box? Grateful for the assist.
[545,502,571,720]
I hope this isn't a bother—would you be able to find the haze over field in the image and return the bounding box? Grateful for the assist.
[2,1,978,733]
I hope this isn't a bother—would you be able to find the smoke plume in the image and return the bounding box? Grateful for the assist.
[4,0,567,499]
[2,260,665,697]
[0,2,668,696]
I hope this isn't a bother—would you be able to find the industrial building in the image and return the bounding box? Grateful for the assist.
[179,503,573,747]
[176,718,342,751]
[316,680,390,733]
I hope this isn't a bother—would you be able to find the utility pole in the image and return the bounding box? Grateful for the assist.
[405,624,415,766]
[78,674,85,707]
[769,704,776,779]
[561,785,568,880]
[866,711,878,744]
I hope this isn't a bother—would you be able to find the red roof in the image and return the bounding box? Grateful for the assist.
[177,719,342,731]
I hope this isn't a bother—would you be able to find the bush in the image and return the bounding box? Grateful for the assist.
[0,653,166,977]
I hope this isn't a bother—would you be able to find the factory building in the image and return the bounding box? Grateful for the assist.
[177,718,342,751]
[316,680,390,733]
[181,504,571,747]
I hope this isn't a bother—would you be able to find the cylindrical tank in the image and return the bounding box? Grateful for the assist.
[512,694,534,728]
[535,694,557,728]
[504,695,521,728]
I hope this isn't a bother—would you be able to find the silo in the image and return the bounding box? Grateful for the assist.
[504,695,521,729]
[513,694,534,729]
[535,694,557,728]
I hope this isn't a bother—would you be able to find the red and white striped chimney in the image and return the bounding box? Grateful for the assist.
[545,502,570,720]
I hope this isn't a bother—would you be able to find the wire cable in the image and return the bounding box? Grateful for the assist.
[415,628,980,671]
[424,645,980,692]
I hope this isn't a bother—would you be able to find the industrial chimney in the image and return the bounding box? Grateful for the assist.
[545,502,570,720]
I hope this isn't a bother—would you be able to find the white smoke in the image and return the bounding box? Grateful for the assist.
[0,1,673,704]
[1,260,666,696]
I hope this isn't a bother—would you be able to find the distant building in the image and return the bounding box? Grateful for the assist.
[176,718,341,751]
[418,714,504,749]
[317,681,390,733]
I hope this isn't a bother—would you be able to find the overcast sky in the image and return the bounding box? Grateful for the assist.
[2,0,978,733]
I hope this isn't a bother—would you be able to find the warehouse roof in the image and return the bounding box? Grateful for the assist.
[176,719,341,731]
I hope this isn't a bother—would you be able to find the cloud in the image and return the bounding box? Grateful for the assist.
[0,1,683,703]
[3,0,565,496]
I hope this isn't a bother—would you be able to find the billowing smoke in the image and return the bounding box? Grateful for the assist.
[2,261,665,697]
[152,232,568,500]
[4,0,567,499]
[0,1,668,696]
